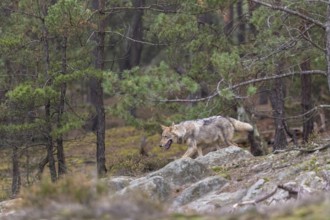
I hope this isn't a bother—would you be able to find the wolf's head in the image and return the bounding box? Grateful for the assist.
[159,124,186,150]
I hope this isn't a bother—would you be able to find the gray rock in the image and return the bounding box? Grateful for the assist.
[172,176,228,207]
[295,171,327,191]
[147,158,211,186]
[177,189,247,214]
[196,146,253,167]
[119,176,171,201]
[242,179,266,201]
[104,176,135,192]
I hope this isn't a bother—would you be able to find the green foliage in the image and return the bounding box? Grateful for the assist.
[218,88,235,100]
[211,51,241,80]
[6,83,59,106]
[45,0,91,36]
[247,85,257,96]
[0,35,22,49]
[152,13,199,42]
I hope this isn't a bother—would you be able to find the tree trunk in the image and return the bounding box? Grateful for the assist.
[11,145,21,197]
[120,0,145,71]
[237,0,245,44]
[45,100,57,182]
[248,0,258,38]
[41,2,57,182]
[91,0,107,177]
[326,2,330,91]
[300,60,313,142]
[270,65,288,151]
[56,36,67,177]
[223,3,234,36]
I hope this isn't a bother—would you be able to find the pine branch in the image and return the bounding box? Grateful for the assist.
[251,0,326,30]
[1,6,43,20]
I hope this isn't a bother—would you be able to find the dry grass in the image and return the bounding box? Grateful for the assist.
[0,126,187,201]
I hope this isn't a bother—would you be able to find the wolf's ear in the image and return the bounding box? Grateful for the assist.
[171,122,175,126]
[160,124,168,130]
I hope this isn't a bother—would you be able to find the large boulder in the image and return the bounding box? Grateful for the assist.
[147,158,211,186]
[172,176,228,207]
[196,146,253,167]
[119,176,171,202]
[103,176,135,192]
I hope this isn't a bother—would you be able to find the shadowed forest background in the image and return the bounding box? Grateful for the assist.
[0,0,330,203]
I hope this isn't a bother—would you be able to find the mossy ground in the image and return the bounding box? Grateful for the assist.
[0,126,187,201]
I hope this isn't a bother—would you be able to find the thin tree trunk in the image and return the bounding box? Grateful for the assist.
[223,3,234,36]
[326,2,330,91]
[37,156,48,180]
[270,64,288,151]
[91,0,107,177]
[237,0,245,43]
[300,60,313,142]
[120,0,145,71]
[248,0,258,37]
[56,36,67,177]
[41,1,57,182]
[11,145,21,197]
[45,100,57,182]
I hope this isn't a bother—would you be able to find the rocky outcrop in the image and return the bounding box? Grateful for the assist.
[110,145,330,216]
[2,144,330,219]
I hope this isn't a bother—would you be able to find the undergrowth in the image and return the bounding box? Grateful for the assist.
[20,174,108,207]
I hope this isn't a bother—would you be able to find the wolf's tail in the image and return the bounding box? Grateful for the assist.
[228,118,253,132]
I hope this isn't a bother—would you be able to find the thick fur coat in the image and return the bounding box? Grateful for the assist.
[160,116,253,158]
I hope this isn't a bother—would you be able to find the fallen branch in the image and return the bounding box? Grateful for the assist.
[273,143,330,154]
[278,184,299,195]
[233,187,278,208]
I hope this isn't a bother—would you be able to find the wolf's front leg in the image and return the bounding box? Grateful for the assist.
[181,147,197,158]
[197,146,203,157]
[182,140,198,158]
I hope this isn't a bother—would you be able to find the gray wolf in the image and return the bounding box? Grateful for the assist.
[159,116,253,158]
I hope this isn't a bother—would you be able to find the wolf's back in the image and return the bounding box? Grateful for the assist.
[228,118,253,131]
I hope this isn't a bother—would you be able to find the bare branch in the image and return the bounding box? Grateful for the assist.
[104,31,168,46]
[103,5,178,14]
[228,70,326,90]
[251,0,326,30]
[155,70,326,103]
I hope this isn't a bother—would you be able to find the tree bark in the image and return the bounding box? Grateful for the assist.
[237,0,245,43]
[41,1,57,182]
[91,0,107,177]
[326,2,330,91]
[11,145,21,197]
[270,64,288,151]
[120,0,145,71]
[300,60,314,142]
[56,36,67,177]
[45,100,57,182]
[223,3,234,36]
